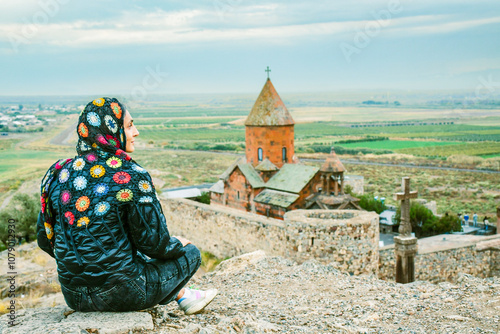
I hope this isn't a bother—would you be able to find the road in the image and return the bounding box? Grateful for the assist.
[50,121,77,146]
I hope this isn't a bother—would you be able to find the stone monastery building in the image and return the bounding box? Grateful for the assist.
[210,78,361,219]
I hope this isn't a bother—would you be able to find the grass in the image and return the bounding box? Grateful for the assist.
[399,142,500,157]
[480,153,500,158]
[137,123,500,149]
[132,149,237,189]
[0,104,498,223]
[336,140,461,150]
[138,127,245,142]
[137,117,242,126]
[131,149,499,219]
[0,139,20,150]
[201,251,225,272]
[343,162,499,217]
[132,107,249,119]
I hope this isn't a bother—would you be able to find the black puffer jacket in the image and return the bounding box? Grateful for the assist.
[37,167,185,288]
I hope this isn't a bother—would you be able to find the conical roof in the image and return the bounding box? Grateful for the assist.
[255,158,279,172]
[320,148,345,173]
[245,79,295,126]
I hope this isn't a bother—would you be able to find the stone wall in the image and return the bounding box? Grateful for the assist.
[379,237,500,283]
[283,210,379,275]
[344,175,364,195]
[162,198,498,283]
[161,199,379,275]
[162,199,286,259]
[493,250,500,277]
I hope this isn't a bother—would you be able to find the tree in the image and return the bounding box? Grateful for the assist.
[357,194,387,214]
[394,203,460,238]
[0,193,40,248]
[424,213,462,235]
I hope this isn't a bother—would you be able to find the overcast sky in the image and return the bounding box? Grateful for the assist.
[0,0,499,96]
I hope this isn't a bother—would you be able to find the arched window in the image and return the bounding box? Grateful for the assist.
[258,148,263,161]
[282,147,287,162]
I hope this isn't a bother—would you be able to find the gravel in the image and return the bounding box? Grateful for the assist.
[143,251,500,333]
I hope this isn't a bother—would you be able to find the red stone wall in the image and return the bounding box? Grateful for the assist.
[245,125,295,168]
[254,202,287,220]
[289,172,322,210]
[219,170,322,219]
[319,173,343,196]
[252,172,323,219]
[224,168,252,211]
[210,192,224,205]
[259,170,278,183]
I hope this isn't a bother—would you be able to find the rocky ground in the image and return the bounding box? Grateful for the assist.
[1,248,499,333]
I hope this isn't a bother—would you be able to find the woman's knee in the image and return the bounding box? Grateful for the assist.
[183,244,201,271]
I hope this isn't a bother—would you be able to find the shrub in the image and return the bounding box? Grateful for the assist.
[0,193,40,248]
[196,192,211,204]
[428,213,463,234]
[394,203,460,238]
[357,194,387,214]
[344,185,354,196]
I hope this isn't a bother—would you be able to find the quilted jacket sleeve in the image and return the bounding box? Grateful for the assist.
[36,211,55,258]
[126,196,186,261]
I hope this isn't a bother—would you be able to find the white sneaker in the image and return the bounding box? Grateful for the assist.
[177,288,218,315]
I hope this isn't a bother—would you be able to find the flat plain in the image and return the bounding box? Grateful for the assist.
[0,97,499,220]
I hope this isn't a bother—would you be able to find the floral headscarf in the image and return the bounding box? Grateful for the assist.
[76,97,129,158]
[40,98,155,257]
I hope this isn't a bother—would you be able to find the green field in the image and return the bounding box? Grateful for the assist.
[336,140,461,150]
[137,122,500,158]
[132,107,249,118]
[399,142,500,157]
[294,123,500,141]
[1,98,499,221]
[139,123,500,142]
[139,127,245,143]
[481,153,500,158]
[136,117,242,126]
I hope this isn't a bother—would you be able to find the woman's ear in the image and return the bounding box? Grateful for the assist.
[120,128,127,150]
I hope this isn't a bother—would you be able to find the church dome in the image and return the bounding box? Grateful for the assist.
[245,79,295,126]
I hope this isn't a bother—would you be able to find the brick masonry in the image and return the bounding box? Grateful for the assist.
[245,125,294,168]
[222,167,261,212]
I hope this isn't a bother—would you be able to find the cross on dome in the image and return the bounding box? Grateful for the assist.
[265,66,271,79]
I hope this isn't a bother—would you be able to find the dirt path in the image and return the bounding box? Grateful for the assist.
[49,120,77,146]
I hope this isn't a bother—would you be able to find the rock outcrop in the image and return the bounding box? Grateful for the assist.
[1,250,499,333]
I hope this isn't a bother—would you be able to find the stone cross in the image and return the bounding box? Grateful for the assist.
[265,66,271,79]
[395,177,418,236]
[393,176,418,284]
[497,207,500,235]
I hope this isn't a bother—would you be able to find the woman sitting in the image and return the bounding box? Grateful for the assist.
[37,97,217,314]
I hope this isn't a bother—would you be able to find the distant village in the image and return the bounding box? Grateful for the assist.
[0,104,82,133]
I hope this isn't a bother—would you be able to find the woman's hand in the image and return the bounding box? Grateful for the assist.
[172,236,191,247]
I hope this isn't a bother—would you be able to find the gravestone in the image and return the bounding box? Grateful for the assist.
[394,177,418,284]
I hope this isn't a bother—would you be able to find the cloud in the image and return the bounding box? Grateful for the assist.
[0,3,499,50]
[446,58,500,76]
[387,16,500,36]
